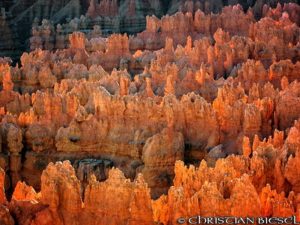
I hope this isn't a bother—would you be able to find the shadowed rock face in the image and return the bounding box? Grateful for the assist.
[0,0,299,224]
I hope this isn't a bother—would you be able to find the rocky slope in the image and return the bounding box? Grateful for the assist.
[1,0,299,61]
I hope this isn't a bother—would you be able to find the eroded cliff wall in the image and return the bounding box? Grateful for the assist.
[0,1,299,224]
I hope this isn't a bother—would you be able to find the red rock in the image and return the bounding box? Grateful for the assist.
[0,168,6,204]
[0,205,14,225]
[0,2,299,224]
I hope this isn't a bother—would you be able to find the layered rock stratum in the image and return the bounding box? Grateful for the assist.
[0,0,300,224]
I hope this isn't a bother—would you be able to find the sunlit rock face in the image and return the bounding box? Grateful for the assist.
[0,0,300,224]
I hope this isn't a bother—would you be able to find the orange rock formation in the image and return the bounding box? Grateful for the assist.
[0,1,300,224]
